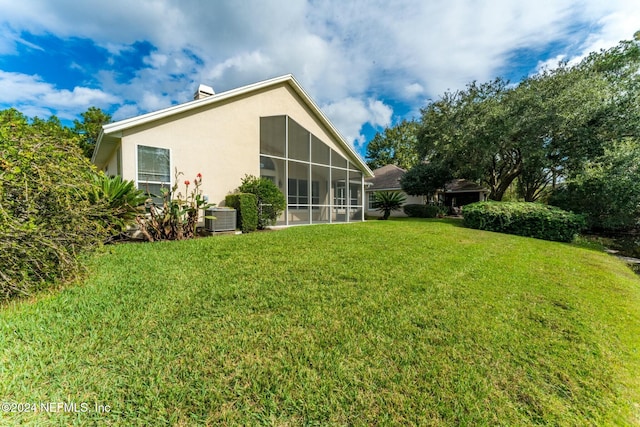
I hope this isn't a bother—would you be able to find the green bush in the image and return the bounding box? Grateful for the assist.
[225,193,258,233]
[462,201,586,242]
[0,109,108,299]
[236,175,285,229]
[403,204,442,218]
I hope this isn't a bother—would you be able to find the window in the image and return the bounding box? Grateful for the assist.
[137,145,170,202]
[312,135,330,165]
[288,178,309,205]
[288,118,310,161]
[368,192,378,210]
[260,116,286,157]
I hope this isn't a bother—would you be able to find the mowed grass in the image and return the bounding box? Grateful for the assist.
[1,219,640,425]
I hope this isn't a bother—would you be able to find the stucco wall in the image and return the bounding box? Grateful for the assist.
[105,83,361,207]
[365,191,424,217]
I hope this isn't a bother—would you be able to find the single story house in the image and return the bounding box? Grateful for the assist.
[442,179,490,211]
[92,74,373,226]
[364,164,424,217]
[364,165,489,216]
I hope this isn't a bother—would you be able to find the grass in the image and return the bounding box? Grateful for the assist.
[1,219,640,425]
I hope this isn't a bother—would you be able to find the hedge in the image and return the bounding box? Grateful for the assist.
[403,204,445,218]
[462,201,586,242]
[225,193,258,233]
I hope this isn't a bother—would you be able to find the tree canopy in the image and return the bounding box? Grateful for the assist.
[365,119,420,170]
[414,36,640,208]
[364,35,640,230]
[73,106,112,158]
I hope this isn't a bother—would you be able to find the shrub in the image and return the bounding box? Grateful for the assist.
[403,204,443,218]
[372,191,406,220]
[549,140,640,232]
[88,173,147,241]
[462,201,586,242]
[0,109,108,299]
[225,193,258,233]
[136,170,213,241]
[236,175,285,229]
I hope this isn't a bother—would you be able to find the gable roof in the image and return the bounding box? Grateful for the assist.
[92,74,373,177]
[365,164,406,190]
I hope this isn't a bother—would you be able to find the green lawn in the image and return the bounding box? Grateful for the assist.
[1,219,640,425]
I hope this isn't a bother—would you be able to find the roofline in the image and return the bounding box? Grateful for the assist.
[365,187,404,192]
[95,74,373,176]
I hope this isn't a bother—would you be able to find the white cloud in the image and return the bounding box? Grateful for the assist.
[0,70,118,119]
[0,0,639,142]
[322,97,392,149]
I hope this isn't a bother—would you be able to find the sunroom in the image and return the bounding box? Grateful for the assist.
[259,115,364,225]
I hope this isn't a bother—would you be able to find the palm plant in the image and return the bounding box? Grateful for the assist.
[89,173,147,240]
[372,191,406,220]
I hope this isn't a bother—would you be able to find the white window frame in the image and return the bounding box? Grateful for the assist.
[136,145,172,201]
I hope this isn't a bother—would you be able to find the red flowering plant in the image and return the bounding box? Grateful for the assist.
[136,169,214,241]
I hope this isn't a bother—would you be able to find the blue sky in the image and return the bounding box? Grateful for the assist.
[0,0,639,156]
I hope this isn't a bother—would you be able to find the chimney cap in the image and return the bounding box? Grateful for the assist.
[194,84,215,100]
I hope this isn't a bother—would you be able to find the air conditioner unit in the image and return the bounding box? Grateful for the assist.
[205,208,237,232]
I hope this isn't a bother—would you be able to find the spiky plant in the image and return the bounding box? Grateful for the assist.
[372,191,406,220]
[89,173,147,239]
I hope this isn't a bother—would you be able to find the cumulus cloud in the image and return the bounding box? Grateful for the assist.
[322,97,392,149]
[0,0,638,145]
[0,70,118,119]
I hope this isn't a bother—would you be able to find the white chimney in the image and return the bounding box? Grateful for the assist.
[194,84,215,100]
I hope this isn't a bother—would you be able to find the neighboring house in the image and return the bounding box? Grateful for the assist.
[92,74,373,226]
[365,165,424,217]
[364,165,489,216]
[442,179,490,211]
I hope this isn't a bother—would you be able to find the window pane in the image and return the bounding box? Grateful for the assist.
[138,146,170,183]
[311,135,330,165]
[260,116,286,157]
[349,207,363,221]
[332,168,347,206]
[332,207,347,223]
[331,149,348,168]
[288,206,310,224]
[312,165,330,205]
[260,156,285,194]
[312,206,330,223]
[349,170,363,206]
[288,161,309,207]
[288,118,310,161]
[287,178,298,204]
[137,182,168,205]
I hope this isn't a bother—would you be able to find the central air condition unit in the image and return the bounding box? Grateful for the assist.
[205,208,237,232]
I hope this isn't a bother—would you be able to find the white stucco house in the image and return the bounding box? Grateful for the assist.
[92,74,373,226]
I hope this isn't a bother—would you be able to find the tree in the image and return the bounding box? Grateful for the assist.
[416,36,640,202]
[371,191,406,220]
[418,78,520,200]
[400,162,452,197]
[550,139,640,231]
[365,119,420,170]
[73,107,112,158]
